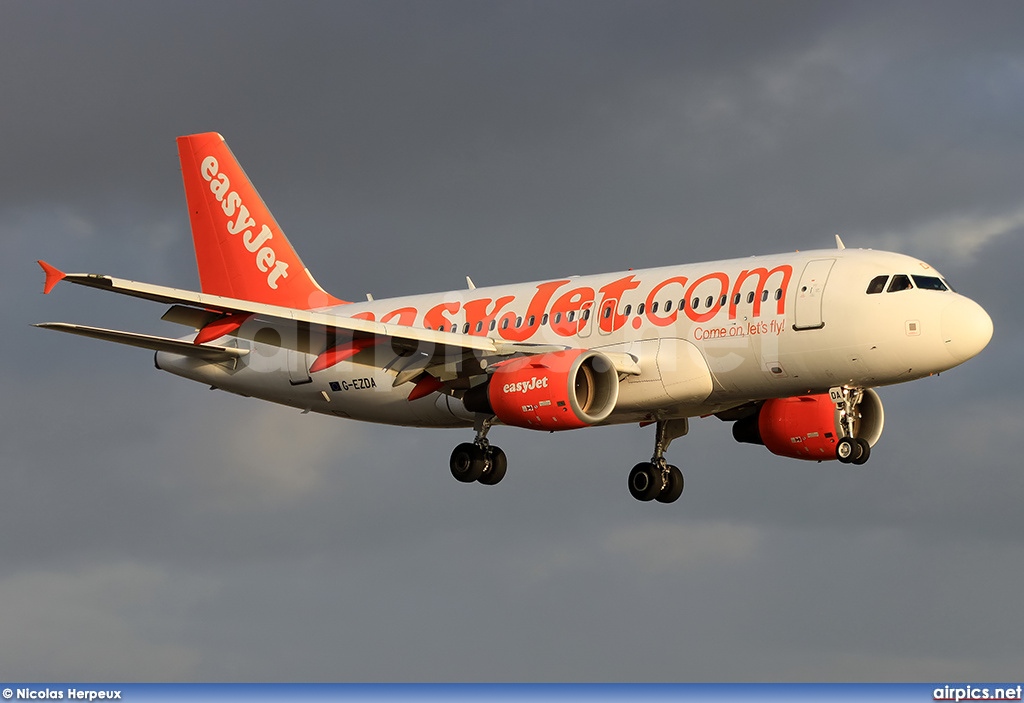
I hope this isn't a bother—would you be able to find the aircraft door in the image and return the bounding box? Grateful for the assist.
[577,300,594,338]
[793,259,835,330]
[597,299,616,336]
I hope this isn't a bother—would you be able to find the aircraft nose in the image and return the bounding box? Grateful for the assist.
[941,296,993,363]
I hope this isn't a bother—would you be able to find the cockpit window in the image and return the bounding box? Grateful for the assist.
[912,275,948,291]
[866,275,888,294]
[887,274,913,292]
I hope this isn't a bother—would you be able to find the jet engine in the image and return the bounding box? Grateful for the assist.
[464,349,619,430]
[732,389,884,461]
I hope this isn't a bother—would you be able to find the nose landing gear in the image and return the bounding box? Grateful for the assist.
[831,386,873,465]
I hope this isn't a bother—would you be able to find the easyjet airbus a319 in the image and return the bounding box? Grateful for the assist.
[36,133,993,503]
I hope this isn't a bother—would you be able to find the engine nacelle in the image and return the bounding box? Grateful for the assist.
[479,349,619,430]
[733,389,884,460]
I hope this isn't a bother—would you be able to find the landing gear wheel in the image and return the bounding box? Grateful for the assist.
[656,464,684,504]
[478,446,507,485]
[450,442,486,483]
[628,462,662,502]
[852,438,871,465]
[836,437,864,464]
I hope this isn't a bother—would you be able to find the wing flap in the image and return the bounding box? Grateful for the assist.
[161,304,220,329]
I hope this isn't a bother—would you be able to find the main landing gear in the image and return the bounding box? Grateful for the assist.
[447,415,688,504]
[832,387,872,465]
[449,415,507,486]
[627,418,688,504]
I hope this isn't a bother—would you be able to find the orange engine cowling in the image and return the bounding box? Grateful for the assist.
[733,389,884,460]
[481,349,619,430]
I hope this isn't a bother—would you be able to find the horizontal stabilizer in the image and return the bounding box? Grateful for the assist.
[34,323,249,361]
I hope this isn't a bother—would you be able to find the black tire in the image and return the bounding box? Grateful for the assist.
[656,464,684,504]
[628,462,661,502]
[852,438,871,465]
[836,437,862,464]
[450,443,485,483]
[479,446,508,485]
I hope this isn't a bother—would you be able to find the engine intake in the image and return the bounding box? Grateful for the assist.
[733,389,884,460]
[468,349,619,431]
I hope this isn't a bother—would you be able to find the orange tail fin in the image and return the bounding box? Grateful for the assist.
[176,132,345,309]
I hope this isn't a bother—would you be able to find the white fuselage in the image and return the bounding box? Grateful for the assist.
[155,247,993,429]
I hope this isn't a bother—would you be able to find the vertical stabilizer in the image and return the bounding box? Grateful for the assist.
[176,132,345,309]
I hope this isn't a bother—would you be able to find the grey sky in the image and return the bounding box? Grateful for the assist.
[2,0,1023,681]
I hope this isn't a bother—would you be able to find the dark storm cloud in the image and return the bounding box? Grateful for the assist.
[2,0,1022,682]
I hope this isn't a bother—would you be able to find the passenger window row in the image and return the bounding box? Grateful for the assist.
[426,287,787,332]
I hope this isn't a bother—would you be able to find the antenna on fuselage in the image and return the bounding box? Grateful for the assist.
[466,276,476,290]
[835,234,846,250]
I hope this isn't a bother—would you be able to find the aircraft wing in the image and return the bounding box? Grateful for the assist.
[39,261,497,352]
[37,262,643,382]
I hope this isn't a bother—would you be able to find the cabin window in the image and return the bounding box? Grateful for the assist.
[887,274,913,292]
[664,300,673,313]
[746,291,755,304]
[651,301,659,314]
[567,311,575,322]
[463,323,470,334]
[705,296,714,308]
[761,289,769,302]
[528,315,535,326]
[501,318,509,330]
[542,314,549,325]
[733,293,741,305]
[516,316,523,328]
[866,275,888,294]
[554,312,562,324]
[582,308,591,320]
[679,299,686,310]
[913,275,948,291]
[775,289,783,301]
[623,304,632,316]
[489,320,496,331]
[692,297,700,310]
[603,305,613,319]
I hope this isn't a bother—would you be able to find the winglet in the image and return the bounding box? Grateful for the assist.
[38,260,66,294]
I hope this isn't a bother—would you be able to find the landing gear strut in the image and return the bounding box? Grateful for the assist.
[832,386,872,465]
[450,414,507,485]
[628,419,687,504]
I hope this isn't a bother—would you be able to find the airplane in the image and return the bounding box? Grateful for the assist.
[35,132,994,504]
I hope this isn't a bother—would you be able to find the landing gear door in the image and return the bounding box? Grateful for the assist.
[793,259,835,331]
